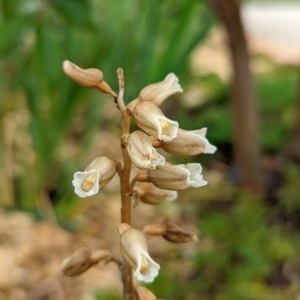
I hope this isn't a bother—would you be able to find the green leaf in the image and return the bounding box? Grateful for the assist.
[54,0,92,28]
[36,25,64,85]
[0,16,26,55]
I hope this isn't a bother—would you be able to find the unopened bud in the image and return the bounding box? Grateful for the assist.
[136,286,157,300]
[60,247,115,277]
[143,219,198,243]
[90,249,113,264]
[60,247,92,276]
[136,182,177,205]
[142,223,167,236]
[161,218,198,243]
[63,60,117,97]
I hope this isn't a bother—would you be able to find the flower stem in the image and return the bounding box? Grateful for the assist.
[117,69,135,300]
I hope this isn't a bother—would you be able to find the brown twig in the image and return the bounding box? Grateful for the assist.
[117,69,135,300]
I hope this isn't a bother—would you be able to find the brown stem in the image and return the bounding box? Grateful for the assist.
[117,69,135,300]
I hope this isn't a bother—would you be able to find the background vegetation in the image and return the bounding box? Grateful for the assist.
[0,0,299,299]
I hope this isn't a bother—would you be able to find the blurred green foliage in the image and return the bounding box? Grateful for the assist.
[172,62,298,151]
[146,188,300,300]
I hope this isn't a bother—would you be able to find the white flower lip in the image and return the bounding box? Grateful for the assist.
[127,131,165,170]
[72,156,117,198]
[72,169,100,198]
[156,117,179,141]
[164,73,183,94]
[134,250,160,283]
[194,128,217,154]
[184,163,208,188]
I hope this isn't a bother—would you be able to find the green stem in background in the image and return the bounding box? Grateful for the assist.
[117,69,136,300]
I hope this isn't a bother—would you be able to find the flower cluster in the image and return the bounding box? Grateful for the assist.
[61,61,216,300]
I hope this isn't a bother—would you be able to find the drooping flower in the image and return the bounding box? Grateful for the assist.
[59,247,92,276]
[133,101,178,142]
[161,128,217,156]
[63,60,117,97]
[143,218,198,243]
[127,131,165,170]
[120,226,160,283]
[60,247,113,276]
[135,182,177,205]
[148,162,207,191]
[72,156,117,198]
[138,73,183,106]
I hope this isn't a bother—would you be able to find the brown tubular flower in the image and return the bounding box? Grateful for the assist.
[59,247,92,276]
[137,73,183,106]
[148,162,207,191]
[63,60,117,97]
[143,218,198,243]
[161,128,217,156]
[119,227,160,283]
[133,101,178,142]
[126,131,165,170]
[135,182,177,205]
[127,73,182,114]
[60,247,114,277]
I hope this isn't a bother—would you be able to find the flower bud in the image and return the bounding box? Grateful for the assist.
[120,228,160,283]
[60,247,114,277]
[63,60,117,97]
[60,247,92,276]
[127,131,165,170]
[136,286,158,300]
[138,73,183,106]
[161,128,217,156]
[72,156,117,198]
[148,162,207,190]
[162,218,198,243]
[136,182,177,205]
[133,101,178,142]
[142,223,167,236]
[143,219,198,243]
[90,249,113,264]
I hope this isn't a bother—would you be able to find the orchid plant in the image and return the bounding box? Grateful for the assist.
[60,61,216,300]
